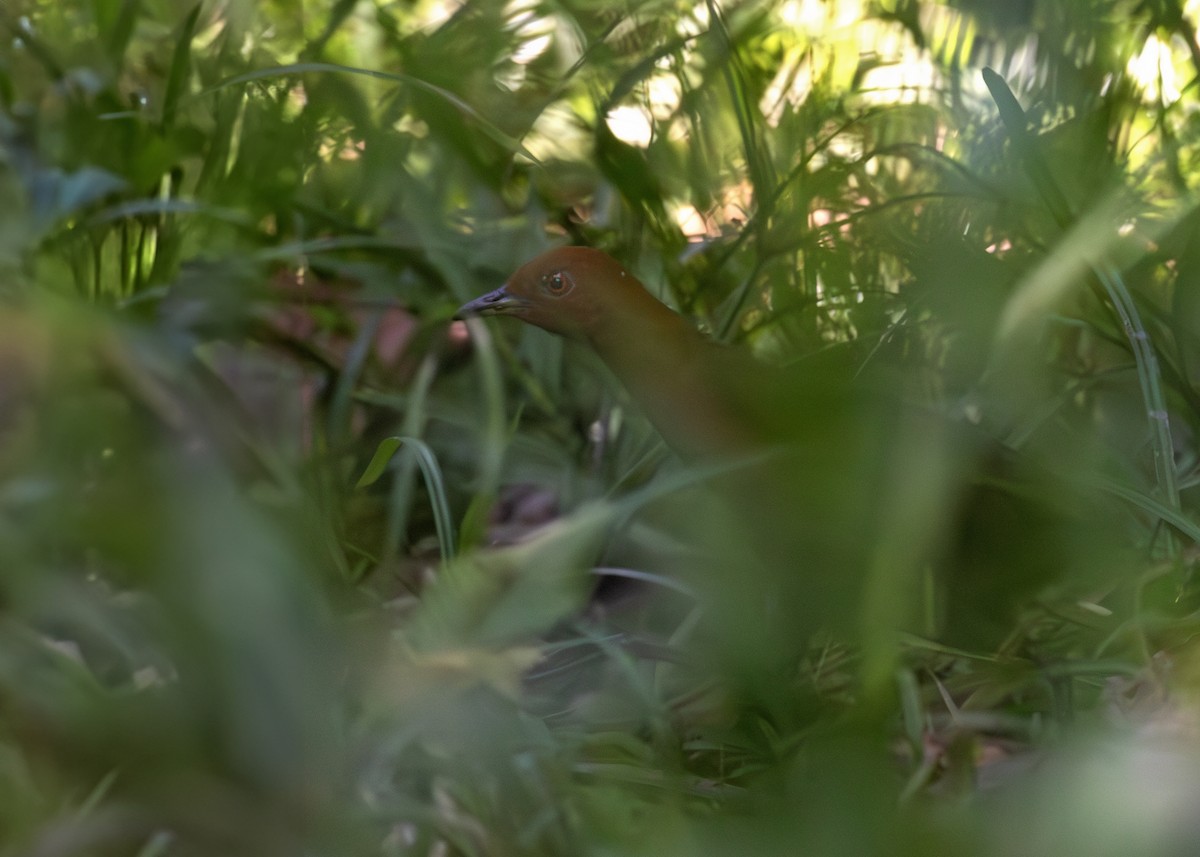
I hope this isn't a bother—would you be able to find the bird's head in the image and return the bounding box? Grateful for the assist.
[456,247,645,341]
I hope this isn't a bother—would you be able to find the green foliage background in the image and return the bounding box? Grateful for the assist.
[3,0,1200,854]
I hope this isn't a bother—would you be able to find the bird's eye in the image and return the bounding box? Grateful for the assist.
[542,271,574,297]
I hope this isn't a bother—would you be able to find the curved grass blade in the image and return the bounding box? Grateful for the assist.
[328,312,379,447]
[251,235,418,261]
[380,353,439,566]
[1092,261,1180,510]
[87,199,255,228]
[358,436,457,562]
[1094,477,1200,545]
[590,566,698,599]
[162,4,202,131]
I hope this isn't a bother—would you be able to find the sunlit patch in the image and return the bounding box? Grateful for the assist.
[606,105,654,148]
[394,115,430,139]
[674,204,716,241]
[523,103,589,162]
[512,34,551,64]
[675,4,708,37]
[762,0,932,124]
[287,84,307,113]
[414,0,464,30]
[918,3,977,70]
[859,51,938,107]
[1127,34,1181,104]
[673,184,752,241]
[810,207,836,229]
[601,70,682,147]
[778,0,835,31]
[318,138,365,161]
[646,72,682,120]
[507,0,553,65]
[194,12,227,50]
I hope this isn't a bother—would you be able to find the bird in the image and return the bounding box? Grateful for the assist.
[454,246,1126,685]
[454,247,908,682]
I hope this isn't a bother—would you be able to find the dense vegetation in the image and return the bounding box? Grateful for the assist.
[3,0,1200,854]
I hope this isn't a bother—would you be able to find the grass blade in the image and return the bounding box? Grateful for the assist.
[358,436,457,562]
[161,4,201,131]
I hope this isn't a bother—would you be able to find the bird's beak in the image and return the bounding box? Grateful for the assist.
[454,285,527,319]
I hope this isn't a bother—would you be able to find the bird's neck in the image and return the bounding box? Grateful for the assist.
[583,291,756,460]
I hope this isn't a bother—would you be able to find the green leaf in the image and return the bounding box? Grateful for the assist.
[100,0,141,70]
[357,436,457,562]
[981,66,1074,227]
[357,436,404,490]
[405,500,614,649]
[162,4,202,131]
